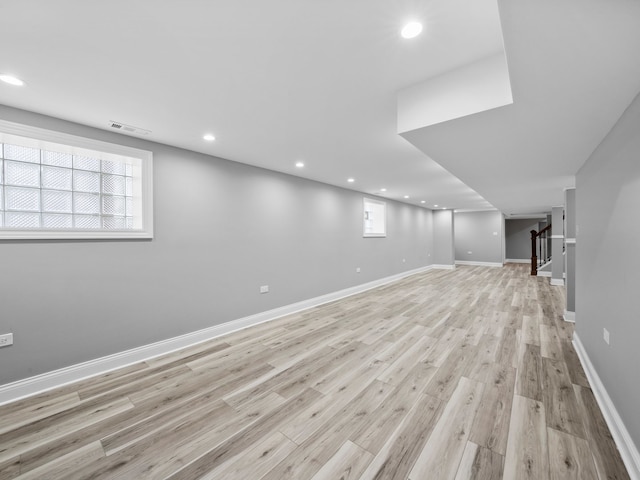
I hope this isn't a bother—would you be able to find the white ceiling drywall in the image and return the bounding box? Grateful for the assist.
[402,0,640,215]
[1,0,639,214]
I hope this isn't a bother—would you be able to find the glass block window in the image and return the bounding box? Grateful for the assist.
[0,120,153,239]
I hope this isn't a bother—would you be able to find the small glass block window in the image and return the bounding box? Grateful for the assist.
[0,123,151,239]
[73,155,100,171]
[42,150,72,168]
[6,187,41,211]
[4,144,40,163]
[74,192,100,214]
[6,161,40,187]
[42,190,73,213]
[42,166,73,191]
[73,170,100,193]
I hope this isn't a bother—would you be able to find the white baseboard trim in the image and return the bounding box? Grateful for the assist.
[0,264,436,406]
[432,264,456,270]
[455,260,503,267]
[537,271,551,277]
[505,258,530,264]
[563,310,575,323]
[550,278,565,286]
[573,333,640,480]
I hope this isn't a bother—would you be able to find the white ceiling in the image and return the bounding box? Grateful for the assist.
[1,0,639,215]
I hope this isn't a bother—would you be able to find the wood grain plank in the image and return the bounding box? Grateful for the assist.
[408,376,484,480]
[573,385,631,480]
[469,364,516,455]
[166,387,323,480]
[357,393,443,480]
[0,397,134,464]
[454,441,504,480]
[503,395,549,479]
[351,361,437,454]
[542,357,585,438]
[547,427,598,480]
[515,343,543,402]
[11,441,104,480]
[309,440,373,480]
[262,380,394,480]
[198,431,297,480]
[0,392,81,436]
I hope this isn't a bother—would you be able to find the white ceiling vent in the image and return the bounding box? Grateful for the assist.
[108,121,151,136]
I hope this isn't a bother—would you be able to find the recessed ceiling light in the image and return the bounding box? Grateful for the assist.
[347,178,355,183]
[295,161,304,168]
[0,74,24,86]
[401,22,423,39]
[380,188,387,192]
[404,195,410,199]
[434,204,439,207]
[203,134,215,141]
[420,200,426,204]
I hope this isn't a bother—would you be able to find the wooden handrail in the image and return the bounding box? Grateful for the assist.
[531,225,552,276]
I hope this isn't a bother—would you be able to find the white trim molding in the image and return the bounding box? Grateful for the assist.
[566,238,576,244]
[0,264,438,406]
[563,310,575,323]
[573,333,640,479]
[455,260,503,267]
[537,271,551,278]
[432,264,456,270]
[505,258,530,264]
[550,235,564,239]
[550,278,565,286]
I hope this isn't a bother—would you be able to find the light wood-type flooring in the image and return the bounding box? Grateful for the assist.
[0,264,631,479]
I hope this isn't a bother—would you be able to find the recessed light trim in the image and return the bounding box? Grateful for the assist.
[203,134,216,141]
[0,74,24,86]
[295,161,304,168]
[380,188,387,192]
[404,195,410,199]
[347,178,355,183]
[401,22,423,39]
[420,200,426,204]
[434,204,439,207]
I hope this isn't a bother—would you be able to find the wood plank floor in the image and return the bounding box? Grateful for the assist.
[0,264,631,479]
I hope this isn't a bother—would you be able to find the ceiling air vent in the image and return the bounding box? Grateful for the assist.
[108,120,151,136]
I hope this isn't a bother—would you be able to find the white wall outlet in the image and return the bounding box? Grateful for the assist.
[493,231,498,236]
[603,328,610,345]
[0,333,13,348]
[356,267,361,273]
[467,251,473,255]
[260,285,269,294]
[402,258,406,263]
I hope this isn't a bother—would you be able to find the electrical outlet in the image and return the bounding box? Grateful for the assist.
[603,328,610,345]
[0,333,13,348]
[402,258,406,263]
[260,285,269,294]
[356,267,361,273]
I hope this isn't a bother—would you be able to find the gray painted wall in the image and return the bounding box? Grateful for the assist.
[0,105,434,385]
[551,206,564,281]
[576,91,640,448]
[433,210,454,266]
[565,188,576,312]
[454,211,503,264]
[505,219,538,260]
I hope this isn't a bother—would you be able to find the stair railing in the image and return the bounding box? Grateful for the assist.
[530,224,552,275]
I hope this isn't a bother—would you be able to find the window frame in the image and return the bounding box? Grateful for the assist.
[0,119,153,240]
[363,197,387,238]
